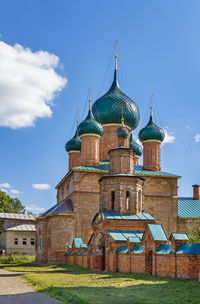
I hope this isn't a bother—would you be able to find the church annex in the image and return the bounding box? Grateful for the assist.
[36,48,200,280]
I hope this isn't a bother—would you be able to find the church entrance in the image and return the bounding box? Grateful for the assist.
[95,233,105,271]
[145,250,153,274]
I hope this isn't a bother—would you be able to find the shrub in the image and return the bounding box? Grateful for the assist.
[0,255,35,264]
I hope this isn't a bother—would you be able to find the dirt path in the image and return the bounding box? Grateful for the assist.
[0,268,63,304]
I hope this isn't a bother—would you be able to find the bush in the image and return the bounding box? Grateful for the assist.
[0,255,35,264]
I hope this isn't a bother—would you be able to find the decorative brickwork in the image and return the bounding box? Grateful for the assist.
[80,135,100,166]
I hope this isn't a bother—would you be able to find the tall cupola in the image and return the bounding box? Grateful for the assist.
[129,133,142,165]
[65,121,81,170]
[78,92,103,166]
[91,41,140,160]
[139,101,165,171]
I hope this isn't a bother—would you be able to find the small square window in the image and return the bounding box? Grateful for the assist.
[14,238,18,245]
[31,238,35,246]
[22,238,27,245]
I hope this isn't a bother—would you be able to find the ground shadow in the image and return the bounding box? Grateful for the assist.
[0,292,63,304]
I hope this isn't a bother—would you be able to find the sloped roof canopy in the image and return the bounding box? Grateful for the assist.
[155,244,172,254]
[39,198,74,219]
[143,224,168,241]
[178,197,200,218]
[175,244,200,254]
[170,233,189,241]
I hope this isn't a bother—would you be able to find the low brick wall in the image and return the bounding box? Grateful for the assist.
[131,254,145,273]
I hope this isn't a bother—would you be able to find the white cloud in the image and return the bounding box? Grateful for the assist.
[194,134,200,143]
[162,129,175,145]
[0,41,67,129]
[0,188,8,194]
[0,183,11,188]
[32,183,50,190]
[10,189,20,195]
[25,204,45,213]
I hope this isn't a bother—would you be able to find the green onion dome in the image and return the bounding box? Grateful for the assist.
[78,108,103,137]
[129,133,142,156]
[116,125,129,138]
[139,109,165,143]
[92,69,140,131]
[65,129,81,152]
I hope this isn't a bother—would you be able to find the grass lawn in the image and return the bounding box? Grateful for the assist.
[1,263,200,304]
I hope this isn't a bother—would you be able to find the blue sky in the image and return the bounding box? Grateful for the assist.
[0,0,199,213]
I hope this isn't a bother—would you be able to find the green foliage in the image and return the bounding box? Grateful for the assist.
[2,264,200,304]
[189,226,200,243]
[0,255,35,264]
[0,190,25,213]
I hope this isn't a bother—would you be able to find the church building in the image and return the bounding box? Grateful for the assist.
[36,48,200,280]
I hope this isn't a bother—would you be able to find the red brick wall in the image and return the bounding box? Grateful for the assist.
[143,141,161,171]
[80,135,100,166]
[117,254,130,272]
[109,148,134,174]
[131,254,146,273]
[68,151,81,171]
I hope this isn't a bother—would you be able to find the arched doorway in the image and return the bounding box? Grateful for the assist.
[95,233,105,271]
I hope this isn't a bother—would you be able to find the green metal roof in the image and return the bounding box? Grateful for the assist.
[82,249,88,255]
[170,233,189,241]
[72,161,180,178]
[147,224,168,241]
[65,129,81,152]
[92,68,140,131]
[139,111,165,143]
[76,250,83,255]
[117,245,128,254]
[78,108,103,137]
[130,133,142,156]
[116,126,129,138]
[175,244,200,254]
[108,230,144,241]
[155,244,172,254]
[178,197,200,218]
[129,237,141,243]
[73,238,83,249]
[102,211,154,221]
[130,245,143,254]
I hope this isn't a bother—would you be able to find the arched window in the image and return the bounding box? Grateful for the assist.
[111,191,115,210]
[125,191,130,211]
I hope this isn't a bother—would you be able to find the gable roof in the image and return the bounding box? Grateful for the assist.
[175,244,200,254]
[178,197,200,218]
[170,233,189,241]
[73,238,83,248]
[145,224,168,241]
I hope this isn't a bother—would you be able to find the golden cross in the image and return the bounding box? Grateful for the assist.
[150,93,153,116]
[115,38,118,70]
[89,86,91,110]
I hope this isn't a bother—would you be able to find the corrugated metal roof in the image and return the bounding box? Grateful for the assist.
[170,233,189,241]
[117,245,128,253]
[147,224,168,241]
[5,224,36,231]
[76,250,83,255]
[130,245,143,254]
[0,213,37,220]
[175,244,200,254]
[178,197,200,218]
[102,211,154,221]
[72,162,180,178]
[108,230,144,241]
[155,244,172,254]
[82,249,88,255]
[129,237,141,243]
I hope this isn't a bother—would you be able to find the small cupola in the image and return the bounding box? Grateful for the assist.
[139,98,165,171]
[139,105,165,143]
[78,92,103,166]
[78,98,103,138]
[65,121,81,170]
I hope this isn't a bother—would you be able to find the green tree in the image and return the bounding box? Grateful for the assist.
[0,191,25,213]
[189,226,200,243]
